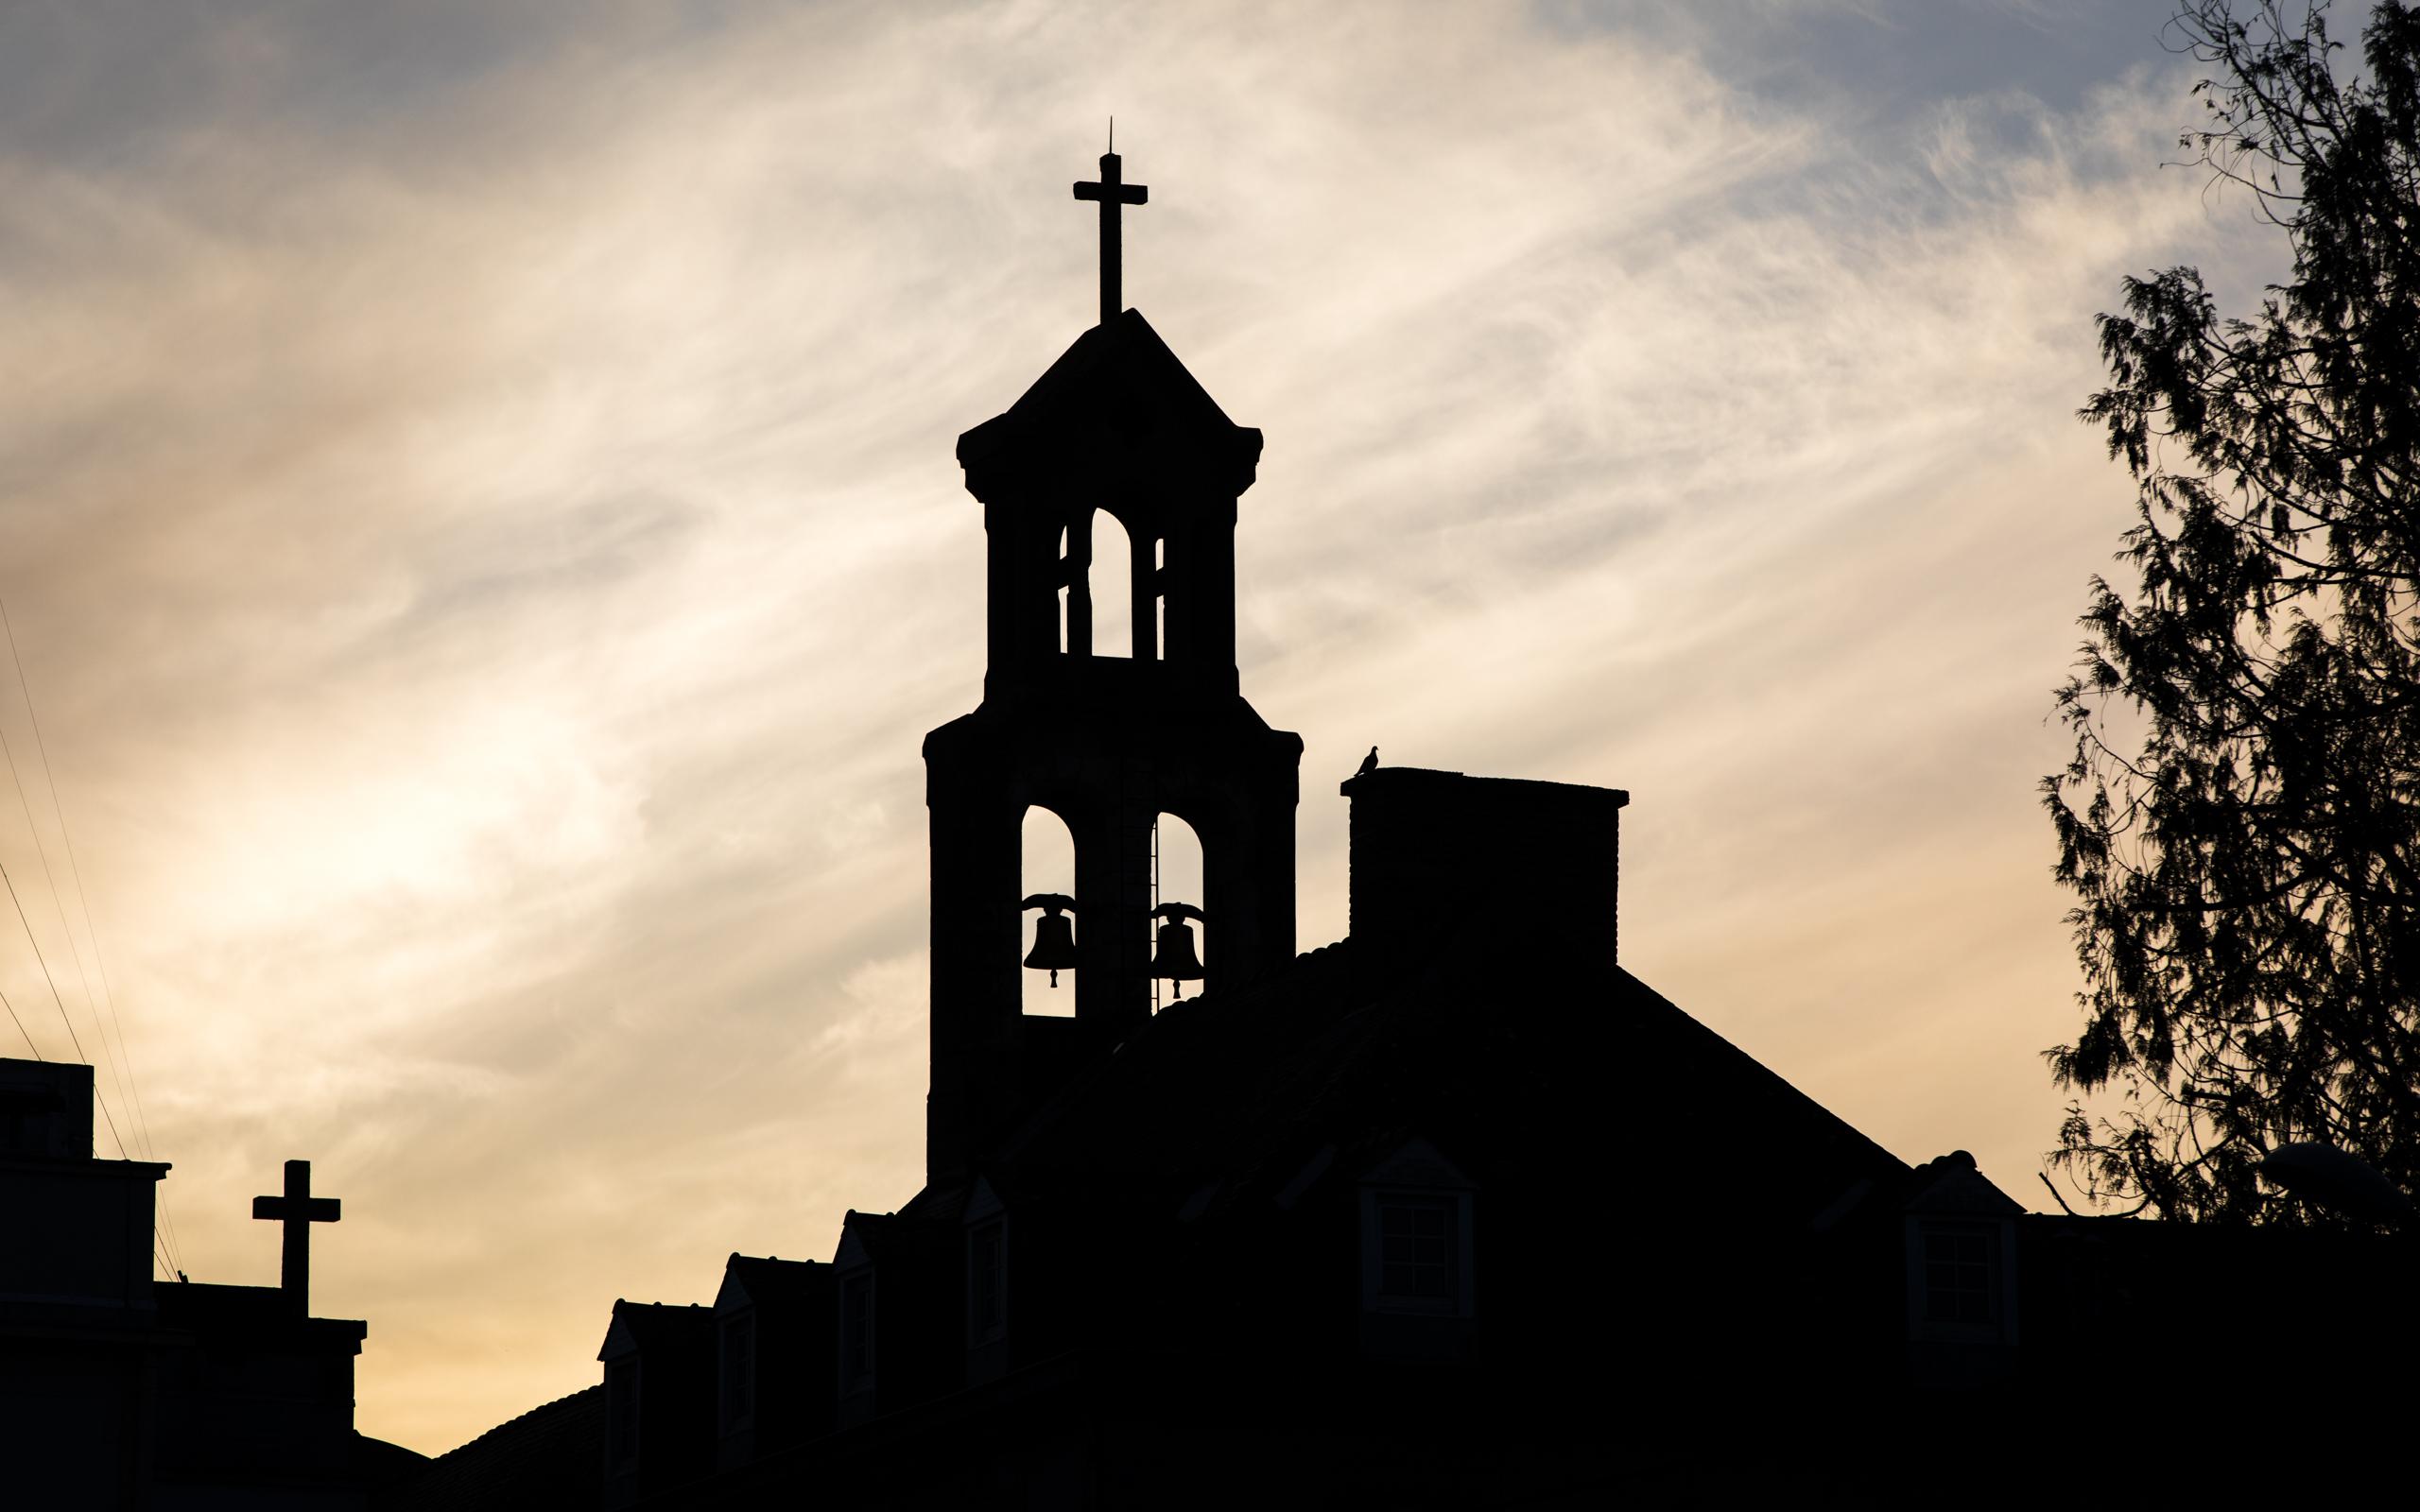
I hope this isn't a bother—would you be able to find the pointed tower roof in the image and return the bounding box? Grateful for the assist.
[956,309,1263,499]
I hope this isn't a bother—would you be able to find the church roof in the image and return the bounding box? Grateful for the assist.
[956,308,1263,499]
[397,1384,601,1511]
[986,936,1908,1231]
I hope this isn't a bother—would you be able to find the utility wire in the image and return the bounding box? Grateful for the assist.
[0,856,129,1161]
[82,924,180,1272]
[75,905,182,1273]
[0,720,173,1247]
[0,825,167,1274]
[1,726,135,1139]
[1,980,34,1057]
[0,598,182,1273]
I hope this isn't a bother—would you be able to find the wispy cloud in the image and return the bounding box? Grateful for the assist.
[0,0,2259,1451]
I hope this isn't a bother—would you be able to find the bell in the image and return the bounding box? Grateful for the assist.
[1150,902,1205,1000]
[1022,894,1079,987]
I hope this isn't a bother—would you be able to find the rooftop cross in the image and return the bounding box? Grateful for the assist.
[251,1158,340,1315]
[1072,130,1148,328]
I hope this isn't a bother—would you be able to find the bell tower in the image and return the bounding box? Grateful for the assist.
[921,146,1303,1184]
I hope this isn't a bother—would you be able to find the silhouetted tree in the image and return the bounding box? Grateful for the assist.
[2048,0,2420,1223]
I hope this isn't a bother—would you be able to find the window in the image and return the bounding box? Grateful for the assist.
[969,1220,1007,1344]
[1923,1225,1996,1326]
[1376,1194,1458,1309]
[606,1359,640,1470]
[839,1273,875,1395]
[1356,1138,1477,1344]
[719,1311,754,1431]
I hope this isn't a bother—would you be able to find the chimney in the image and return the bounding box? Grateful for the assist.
[1340,767,1628,968]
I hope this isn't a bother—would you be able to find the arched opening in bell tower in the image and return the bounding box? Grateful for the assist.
[1055,525,1072,655]
[1021,805,1078,1018]
[1152,536,1167,662]
[1151,812,1205,1011]
[1092,510,1134,659]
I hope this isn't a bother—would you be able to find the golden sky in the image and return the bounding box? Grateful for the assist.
[0,0,2273,1454]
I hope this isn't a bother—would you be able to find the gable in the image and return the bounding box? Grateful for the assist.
[1903,1151,2025,1217]
[713,1267,751,1314]
[597,1314,637,1364]
[832,1226,870,1272]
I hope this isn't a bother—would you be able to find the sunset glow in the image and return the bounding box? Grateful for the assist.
[0,0,2259,1452]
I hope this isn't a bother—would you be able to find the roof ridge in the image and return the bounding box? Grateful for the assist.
[433,1382,601,1460]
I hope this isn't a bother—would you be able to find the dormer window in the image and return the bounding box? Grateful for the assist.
[839,1272,875,1397]
[1921,1224,1996,1328]
[606,1359,640,1471]
[1899,1151,2023,1366]
[1375,1194,1458,1312]
[718,1310,755,1432]
[968,1220,1007,1345]
[1357,1137,1476,1359]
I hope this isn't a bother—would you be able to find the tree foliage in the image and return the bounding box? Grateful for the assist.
[2048,0,2420,1223]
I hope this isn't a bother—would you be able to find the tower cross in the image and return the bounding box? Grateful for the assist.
[1072,146,1148,328]
[251,1158,340,1315]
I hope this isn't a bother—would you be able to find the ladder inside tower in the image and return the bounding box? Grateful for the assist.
[1150,815,1162,1015]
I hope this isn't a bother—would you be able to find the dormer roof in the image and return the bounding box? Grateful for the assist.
[1902,1150,2026,1218]
[596,1299,712,1364]
[714,1252,821,1313]
[956,309,1263,500]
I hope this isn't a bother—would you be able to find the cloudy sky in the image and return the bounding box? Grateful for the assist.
[0,0,2290,1453]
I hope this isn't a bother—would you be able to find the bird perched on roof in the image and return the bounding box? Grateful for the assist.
[1356,746,1378,777]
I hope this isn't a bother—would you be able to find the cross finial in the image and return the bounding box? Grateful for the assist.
[251,1158,340,1316]
[1072,137,1148,328]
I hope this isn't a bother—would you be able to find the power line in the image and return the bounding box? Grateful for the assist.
[0,723,169,1258]
[0,855,130,1164]
[0,598,182,1273]
[0,777,163,1271]
[1,981,35,1058]
[0,727,132,1125]
[76,924,182,1272]
[66,901,183,1273]
[76,917,180,1271]
[0,692,184,1282]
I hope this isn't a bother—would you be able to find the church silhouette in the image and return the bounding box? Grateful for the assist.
[6,146,2415,1508]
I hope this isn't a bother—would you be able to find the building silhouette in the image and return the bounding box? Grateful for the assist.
[396,151,2232,1508]
[0,1058,424,1507]
[9,148,2414,1507]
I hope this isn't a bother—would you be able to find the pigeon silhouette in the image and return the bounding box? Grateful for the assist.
[1356,746,1378,777]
